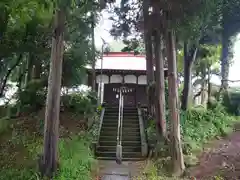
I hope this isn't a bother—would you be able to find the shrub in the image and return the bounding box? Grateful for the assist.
[0,116,11,134]
[7,105,18,118]
[223,91,240,115]
[61,92,97,115]
[181,105,236,154]
[147,104,237,155]
[0,105,7,118]
[16,79,46,113]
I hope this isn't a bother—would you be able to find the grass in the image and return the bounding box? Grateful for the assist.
[57,136,96,180]
[181,106,239,155]
[0,116,11,134]
[0,111,97,180]
[136,160,226,180]
[144,104,239,179]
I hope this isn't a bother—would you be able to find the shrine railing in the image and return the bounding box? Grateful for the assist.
[116,88,124,164]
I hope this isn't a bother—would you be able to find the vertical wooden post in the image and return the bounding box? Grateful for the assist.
[166,29,185,176]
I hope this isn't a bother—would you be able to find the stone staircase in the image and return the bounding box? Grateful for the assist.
[96,106,144,161]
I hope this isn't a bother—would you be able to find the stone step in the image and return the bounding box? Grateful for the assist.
[104,114,138,118]
[97,146,142,152]
[105,107,137,110]
[103,119,139,123]
[100,130,140,136]
[99,140,141,147]
[97,156,145,161]
[100,132,140,138]
[104,111,138,115]
[105,110,137,114]
[103,120,139,124]
[101,123,139,128]
[103,117,138,121]
[101,127,140,133]
[96,151,142,158]
[122,127,140,132]
[100,135,141,142]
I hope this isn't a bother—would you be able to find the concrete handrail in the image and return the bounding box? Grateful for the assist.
[137,107,148,157]
[96,107,105,147]
[116,89,124,164]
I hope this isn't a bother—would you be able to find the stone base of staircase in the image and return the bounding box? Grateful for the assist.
[97,160,147,180]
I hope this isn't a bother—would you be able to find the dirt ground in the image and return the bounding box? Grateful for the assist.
[189,124,240,179]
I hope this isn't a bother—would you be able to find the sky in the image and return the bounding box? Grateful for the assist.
[94,11,240,87]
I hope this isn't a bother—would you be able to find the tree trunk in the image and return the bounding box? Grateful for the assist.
[181,42,198,110]
[166,30,185,176]
[143,0,154,114]
[91,13,96,91]
[201,79,207,107]
[220,33,230,91]
[153,30,166,137]
[40,8,65,178]
[207,66,211,107]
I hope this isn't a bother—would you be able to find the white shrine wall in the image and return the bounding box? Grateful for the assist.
[96,74,147,84]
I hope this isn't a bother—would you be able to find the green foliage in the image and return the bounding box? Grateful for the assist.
[182,105,237,154]
[0,136,96,180]
[222,91,240,115]
[0,0,100,97]
[61,92,97,115]
[0,116,11,134]
[147,103,237,155]
[17,79,47,112]
[57,136,96,180]
[7,105,18,118]
[0,105,7,118]
[0,120,96,180]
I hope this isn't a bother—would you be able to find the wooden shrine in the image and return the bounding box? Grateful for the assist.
[86,52,168,107]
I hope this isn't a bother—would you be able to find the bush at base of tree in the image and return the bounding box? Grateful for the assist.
[181,104,237,154]
[146,103,238,155]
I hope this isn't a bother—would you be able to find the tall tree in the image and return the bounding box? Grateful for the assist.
[219,0,240,93]
[181,43,198,110]
[166,29,185,176]
[40,4,66,177]
[91,12,96,91]
[143,0,155,115]
[153,30,166,137]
